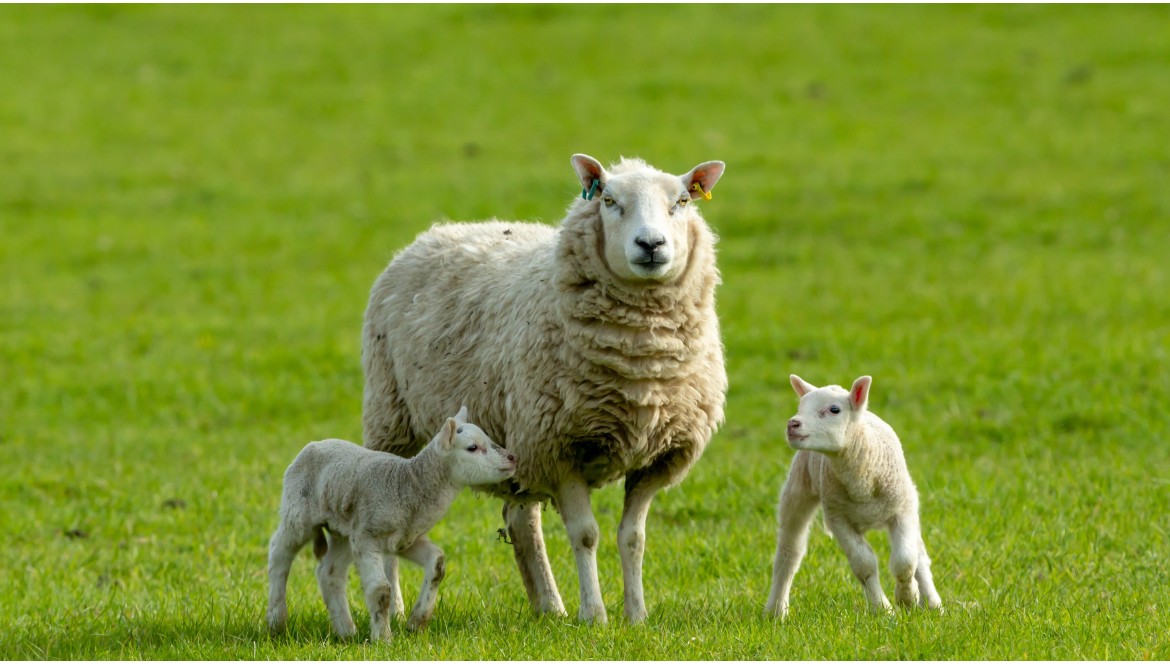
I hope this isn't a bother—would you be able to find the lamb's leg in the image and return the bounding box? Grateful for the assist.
[316,531,357,638]
[503,500,566,616]
[399,536,446,632]
[352,537,394,642]
[826,516,892,613]
[764,480,820,619]
[888,515,922,609]
[266,523,305,633]
[915,538,943,610]
[383,555,406,619]
[618,468,669,624]
[556,476,606,624]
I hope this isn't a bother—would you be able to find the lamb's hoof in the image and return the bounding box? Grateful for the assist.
[333,621,357,640]
[578,603,607,625]
[406,614,432,632]
[763,603,790,621]
[533,597,568,617]
[624,607,648,625]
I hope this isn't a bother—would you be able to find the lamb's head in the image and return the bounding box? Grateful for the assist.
[572,154,724,285]
[785,374,872,454]
[436,406,516,487]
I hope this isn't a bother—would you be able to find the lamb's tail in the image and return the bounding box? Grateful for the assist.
[312,526,329,560]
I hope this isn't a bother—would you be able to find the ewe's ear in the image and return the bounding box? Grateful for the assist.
[790,374,817,397]
[440,418,458,451]
[454,405,469,424]
[849,376,872,412]
[572,154,607,196]
[683,160,725,200]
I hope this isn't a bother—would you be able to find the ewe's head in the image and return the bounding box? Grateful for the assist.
[785,375,872,454]
[572,154,724,285]
[436,406,516,486]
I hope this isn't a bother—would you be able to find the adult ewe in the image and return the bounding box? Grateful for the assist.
[362,154,727,624]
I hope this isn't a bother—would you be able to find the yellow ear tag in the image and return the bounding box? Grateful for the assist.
[692,181,712,201]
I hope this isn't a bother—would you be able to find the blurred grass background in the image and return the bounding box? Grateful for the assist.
[1,4,1168,659]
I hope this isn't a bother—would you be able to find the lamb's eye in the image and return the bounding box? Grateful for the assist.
[677,197,689,207]
[829,405,841,414]
[603,196,616,207]
[465,444,478,452]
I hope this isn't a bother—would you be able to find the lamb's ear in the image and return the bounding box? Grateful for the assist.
[454,405,469,424]
[849,376,872,412]
[571,154,607,197]
[683,160,725,200]
[790,374,817,397]
[440,418,458,451]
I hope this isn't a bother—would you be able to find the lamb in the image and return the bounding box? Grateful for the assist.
[361,154,727,624]
[764,374,943,618]
[266,407,516,641]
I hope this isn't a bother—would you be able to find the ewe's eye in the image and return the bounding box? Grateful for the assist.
[829,405,841,415]
[465,444,478,452]
[677,197,689,207]
[603,196,616,207]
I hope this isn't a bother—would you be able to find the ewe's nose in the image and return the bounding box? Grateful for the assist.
[787,418,802,432]
[506,452,516,463]
[635,234,666,252]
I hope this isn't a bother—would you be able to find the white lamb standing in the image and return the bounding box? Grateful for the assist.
[361,154,727,624]
[266,407,516,641]
[764,374,943,618]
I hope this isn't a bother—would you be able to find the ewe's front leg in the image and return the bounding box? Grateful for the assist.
[400,536,446,631]
[504,500,566,616]
[618,468,670,624]
[826,516,892,614]
[764,481,820,619]
[556,476,606,624]
[316,532,357,638]
[352,538,394,642]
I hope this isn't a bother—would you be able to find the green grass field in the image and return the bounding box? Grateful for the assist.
[3,5,1169,659]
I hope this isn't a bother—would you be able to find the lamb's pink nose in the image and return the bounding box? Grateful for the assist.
[787,418,801,432]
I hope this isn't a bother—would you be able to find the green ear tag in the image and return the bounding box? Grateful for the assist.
[582,179,600,201]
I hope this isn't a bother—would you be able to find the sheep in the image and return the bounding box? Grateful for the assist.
[764,374,943,618]
[266,407,516,641]
[360,153,727,624]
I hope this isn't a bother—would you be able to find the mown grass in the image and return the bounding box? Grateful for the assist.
[2,4,1169,660]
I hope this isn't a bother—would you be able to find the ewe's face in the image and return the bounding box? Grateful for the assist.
[598,171,695,284]
[785,375,872,455]
[571,154,724,286]
[446,422,517,487]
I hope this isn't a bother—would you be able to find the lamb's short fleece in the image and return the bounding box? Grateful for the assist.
[267,408,515,641]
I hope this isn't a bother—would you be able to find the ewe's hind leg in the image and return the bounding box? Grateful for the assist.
[915,539,943,610]
[316,532,357,638]
[399,536,446,632]
[266,523,307,633]
[888,516,922,609]
[383,555,405,619]
[556,476,606,624]
[360,324,412,453]
[618,468,671,624]
[504,500,566,616]
[764,480,820,619]
[825,516,892,613]
[352,537,394,642]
